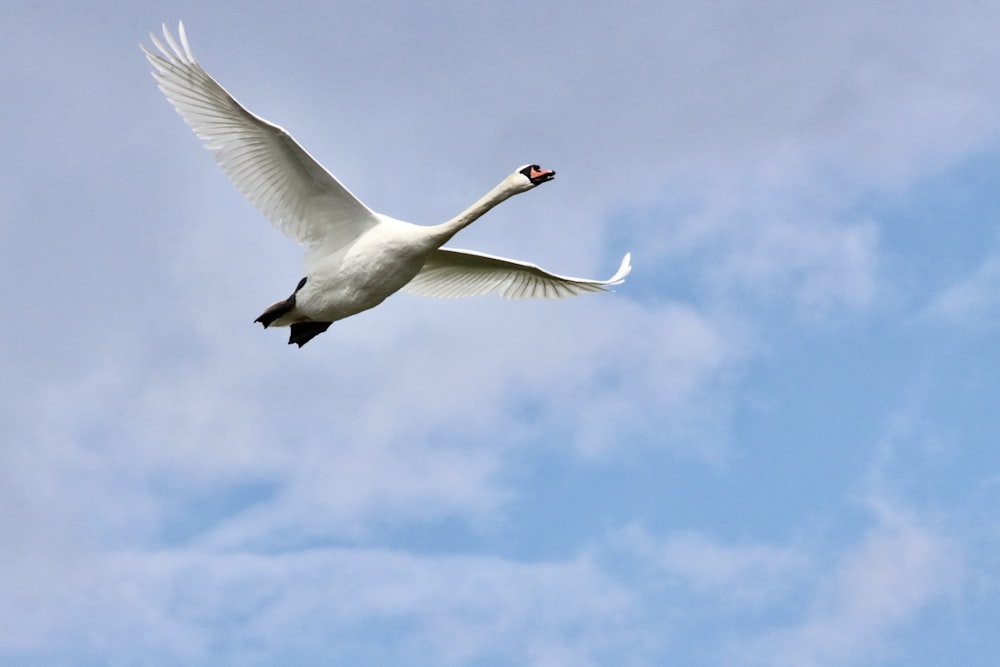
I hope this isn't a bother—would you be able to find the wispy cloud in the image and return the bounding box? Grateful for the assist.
[742,501,961,667]
[923,246,1000,331]
[2,289,742,553]
[2,546,645,667]
[621,525,809,609]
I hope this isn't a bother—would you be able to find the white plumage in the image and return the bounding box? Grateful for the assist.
[143,22,631,346]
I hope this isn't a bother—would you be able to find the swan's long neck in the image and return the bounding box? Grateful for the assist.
[425,179,522,247]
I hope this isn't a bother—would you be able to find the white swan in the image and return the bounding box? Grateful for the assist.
[143,23,632,346]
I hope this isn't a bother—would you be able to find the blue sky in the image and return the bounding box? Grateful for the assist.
[3,1,1000,665]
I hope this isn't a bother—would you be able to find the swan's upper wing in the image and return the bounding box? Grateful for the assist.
[142,22,379,250]
[402,249,632,299]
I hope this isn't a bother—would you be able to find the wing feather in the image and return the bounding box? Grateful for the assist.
[403,249,632,300]
[142,22,378,250]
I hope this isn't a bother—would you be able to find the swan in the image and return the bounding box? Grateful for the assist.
[142,23,632,346]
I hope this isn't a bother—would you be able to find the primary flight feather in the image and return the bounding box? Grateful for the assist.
[142,22,631,346]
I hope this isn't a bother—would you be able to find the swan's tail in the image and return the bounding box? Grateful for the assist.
[255,276,309,328]
[255,295,296,328]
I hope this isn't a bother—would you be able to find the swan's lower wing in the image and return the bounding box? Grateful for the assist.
[142,23,379,251]
[403,249,632,299]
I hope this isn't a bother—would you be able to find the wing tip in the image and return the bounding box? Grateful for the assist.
[607,252,632,285]
[143,21,193,65]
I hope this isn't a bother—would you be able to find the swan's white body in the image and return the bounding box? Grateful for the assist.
[143,23,631,346]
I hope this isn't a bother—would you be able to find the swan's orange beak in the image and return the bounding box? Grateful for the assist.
[528,166,556,184]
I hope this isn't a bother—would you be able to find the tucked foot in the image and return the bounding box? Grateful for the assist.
[288,321,333,347]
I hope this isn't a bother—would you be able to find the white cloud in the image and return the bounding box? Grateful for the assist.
[923,248,1000,331]
[621,525,809,609]
[743,501,962,667]
[0,285,741,553]
[608,492,964,667]
[0,546,645,667]
[669,211,881,315]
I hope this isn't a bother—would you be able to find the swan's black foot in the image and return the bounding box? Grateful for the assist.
[288,321,332,347]
[254,277,308,328]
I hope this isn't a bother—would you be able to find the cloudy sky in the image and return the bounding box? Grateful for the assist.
[4,1,1000,665]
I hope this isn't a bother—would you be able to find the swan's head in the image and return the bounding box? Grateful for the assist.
[513,164,556,191]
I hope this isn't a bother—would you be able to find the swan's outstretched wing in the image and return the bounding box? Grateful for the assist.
[403,249,632,299]
[142,22,379,251]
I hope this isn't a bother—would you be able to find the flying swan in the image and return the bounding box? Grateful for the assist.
[142,23,632,346]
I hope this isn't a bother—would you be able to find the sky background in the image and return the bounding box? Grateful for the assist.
[3,1,1000,665]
